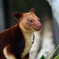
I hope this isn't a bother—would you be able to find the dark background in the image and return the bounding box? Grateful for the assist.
[3,0,51,29]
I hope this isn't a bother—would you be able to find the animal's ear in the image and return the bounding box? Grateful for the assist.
[30,8,35,13]
[13,12,23,19]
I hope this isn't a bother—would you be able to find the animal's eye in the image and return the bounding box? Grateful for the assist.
[29,20,33,22]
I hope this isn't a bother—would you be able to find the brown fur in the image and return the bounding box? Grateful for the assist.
[0,8,42,59]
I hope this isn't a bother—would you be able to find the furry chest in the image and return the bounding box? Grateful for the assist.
[21,33,33,58]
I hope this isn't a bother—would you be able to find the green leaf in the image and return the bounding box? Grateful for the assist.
[54,55,59,59]
[40,55,45,59]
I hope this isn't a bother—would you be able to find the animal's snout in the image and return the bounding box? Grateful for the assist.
[37,25,40,28]
[36,23,42,30]
[37,24,41,28]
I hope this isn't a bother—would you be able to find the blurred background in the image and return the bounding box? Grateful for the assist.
[0,0,59,59]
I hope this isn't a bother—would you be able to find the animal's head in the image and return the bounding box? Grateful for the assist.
[13,8,42,32]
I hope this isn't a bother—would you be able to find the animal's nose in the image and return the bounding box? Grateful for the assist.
[37,24,42,29]
[37,25,40,28]
[37,24,41,28]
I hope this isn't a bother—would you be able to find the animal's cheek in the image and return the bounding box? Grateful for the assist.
[22,22,32,30]
[26,22,32,27]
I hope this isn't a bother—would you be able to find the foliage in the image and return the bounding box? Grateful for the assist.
[54,55,59,59]
[48,45,59,59]
[40,55,45,59]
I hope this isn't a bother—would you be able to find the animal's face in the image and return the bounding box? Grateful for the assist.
[20,13,41,31]
[14,8,42,31]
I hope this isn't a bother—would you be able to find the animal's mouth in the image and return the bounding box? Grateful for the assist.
[33,27,41,31]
